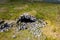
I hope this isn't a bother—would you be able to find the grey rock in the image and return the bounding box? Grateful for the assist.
[17,23,27,30]
[0,22,11,32]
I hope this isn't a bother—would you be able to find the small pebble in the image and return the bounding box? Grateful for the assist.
[12,35,16,38]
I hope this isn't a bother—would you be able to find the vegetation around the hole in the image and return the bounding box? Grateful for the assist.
[0,1,60,40]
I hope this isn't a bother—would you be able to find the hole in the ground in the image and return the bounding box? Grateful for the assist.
[17,14,36,23]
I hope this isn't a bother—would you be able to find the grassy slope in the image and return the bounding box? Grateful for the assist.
[0,2,60,40]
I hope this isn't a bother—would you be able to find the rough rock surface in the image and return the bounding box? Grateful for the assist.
[16,13,47,38]
[0,13,47,39]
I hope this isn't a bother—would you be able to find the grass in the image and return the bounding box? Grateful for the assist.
[0,2,58,21]
[0,1,60,40]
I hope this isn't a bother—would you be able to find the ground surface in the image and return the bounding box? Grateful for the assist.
[0,2,60,40]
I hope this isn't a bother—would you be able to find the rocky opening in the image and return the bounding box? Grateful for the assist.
[17,14,36,24]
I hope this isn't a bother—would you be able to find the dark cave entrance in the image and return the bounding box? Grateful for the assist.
[17,15,37,23]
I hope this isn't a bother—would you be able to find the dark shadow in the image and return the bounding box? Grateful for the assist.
[17,15,36,24]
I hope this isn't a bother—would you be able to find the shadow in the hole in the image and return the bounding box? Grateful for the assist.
[17,15,36,24]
